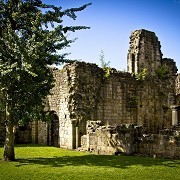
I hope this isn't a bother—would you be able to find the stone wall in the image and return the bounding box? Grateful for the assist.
[96,67,176,133]
[137,127,180,158]
[81,121,140,155]
[96,70,138,126]
[81,121,180,159]
[45,66,77,149]
[46,62,104,149]
[31,120,49,145]
[43,58,176,148]
[136,77,174,132]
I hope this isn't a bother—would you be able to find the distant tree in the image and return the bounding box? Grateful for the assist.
[0,0,91,161]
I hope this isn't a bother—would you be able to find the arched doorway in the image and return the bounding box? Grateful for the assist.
[50,111,59,147]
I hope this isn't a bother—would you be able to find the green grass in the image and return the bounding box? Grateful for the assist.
[0,144,180,180]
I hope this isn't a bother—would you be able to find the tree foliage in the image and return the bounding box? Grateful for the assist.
[0,0,91,161]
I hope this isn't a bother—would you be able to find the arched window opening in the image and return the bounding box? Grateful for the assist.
[131,53,135,73]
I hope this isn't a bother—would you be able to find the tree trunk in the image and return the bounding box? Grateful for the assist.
[3,123,15,161]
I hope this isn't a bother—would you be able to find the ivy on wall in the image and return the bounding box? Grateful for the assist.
[155,65,170,79]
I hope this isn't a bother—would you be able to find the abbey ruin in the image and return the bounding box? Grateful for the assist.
[1,29,180,158]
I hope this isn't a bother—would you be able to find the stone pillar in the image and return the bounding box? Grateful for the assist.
[171,105,180,125]
[87,133,90,151]
[76,126,79,149]
[47,123,50,146]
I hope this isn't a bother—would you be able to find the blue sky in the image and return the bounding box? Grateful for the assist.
[44,0,180,71]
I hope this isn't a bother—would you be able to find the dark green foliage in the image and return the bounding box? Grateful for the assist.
[0,0,91,160]
[0,0,91,123]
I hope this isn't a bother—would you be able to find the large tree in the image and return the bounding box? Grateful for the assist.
[0,0,91,161]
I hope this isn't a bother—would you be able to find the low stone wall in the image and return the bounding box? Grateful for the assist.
[81,121,140,155]
[81,121,180,159]
[137,127,180,158]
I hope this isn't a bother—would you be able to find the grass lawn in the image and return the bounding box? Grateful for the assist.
[0,144,180,180]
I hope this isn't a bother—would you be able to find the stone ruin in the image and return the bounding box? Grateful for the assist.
[0,29,180,159]
[81,121,180,158]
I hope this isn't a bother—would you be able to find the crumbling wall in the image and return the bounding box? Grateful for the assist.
[44,59,176,149]
[81,121,140,155]
[32,57,177,148]
[127,29,162,75]
[96,70,139,125]
[137,127,180,159]
[96,68,175,132]
[47,66,74,148]
[126,29,177,132]
[81,121,180,159]
[136,77,175,133]
[46,62,104,149]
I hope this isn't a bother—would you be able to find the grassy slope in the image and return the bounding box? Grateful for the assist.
[0,144,180,180]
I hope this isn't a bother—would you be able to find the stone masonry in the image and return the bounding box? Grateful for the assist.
[81,121,180,159]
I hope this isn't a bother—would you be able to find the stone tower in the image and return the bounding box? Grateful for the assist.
[127,29,162,75]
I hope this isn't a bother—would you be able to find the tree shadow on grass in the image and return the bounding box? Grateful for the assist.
[16,154,180,169]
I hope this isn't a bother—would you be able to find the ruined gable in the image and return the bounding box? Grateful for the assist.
[127,29,162,75]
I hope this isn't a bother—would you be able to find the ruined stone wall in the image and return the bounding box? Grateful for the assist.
[64,62,104,148]
[96,69,175,132]
[136,77,174,132]
[46,62,104,149]
[96,70,139,126]
[81,121,180,159]
[31,61,177,148]
[127,29,162,75]
[137,127,180,159]
[43,59,176,149]
[36,29,178,150]
[47,67,73,148]
[126,29,177,131]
